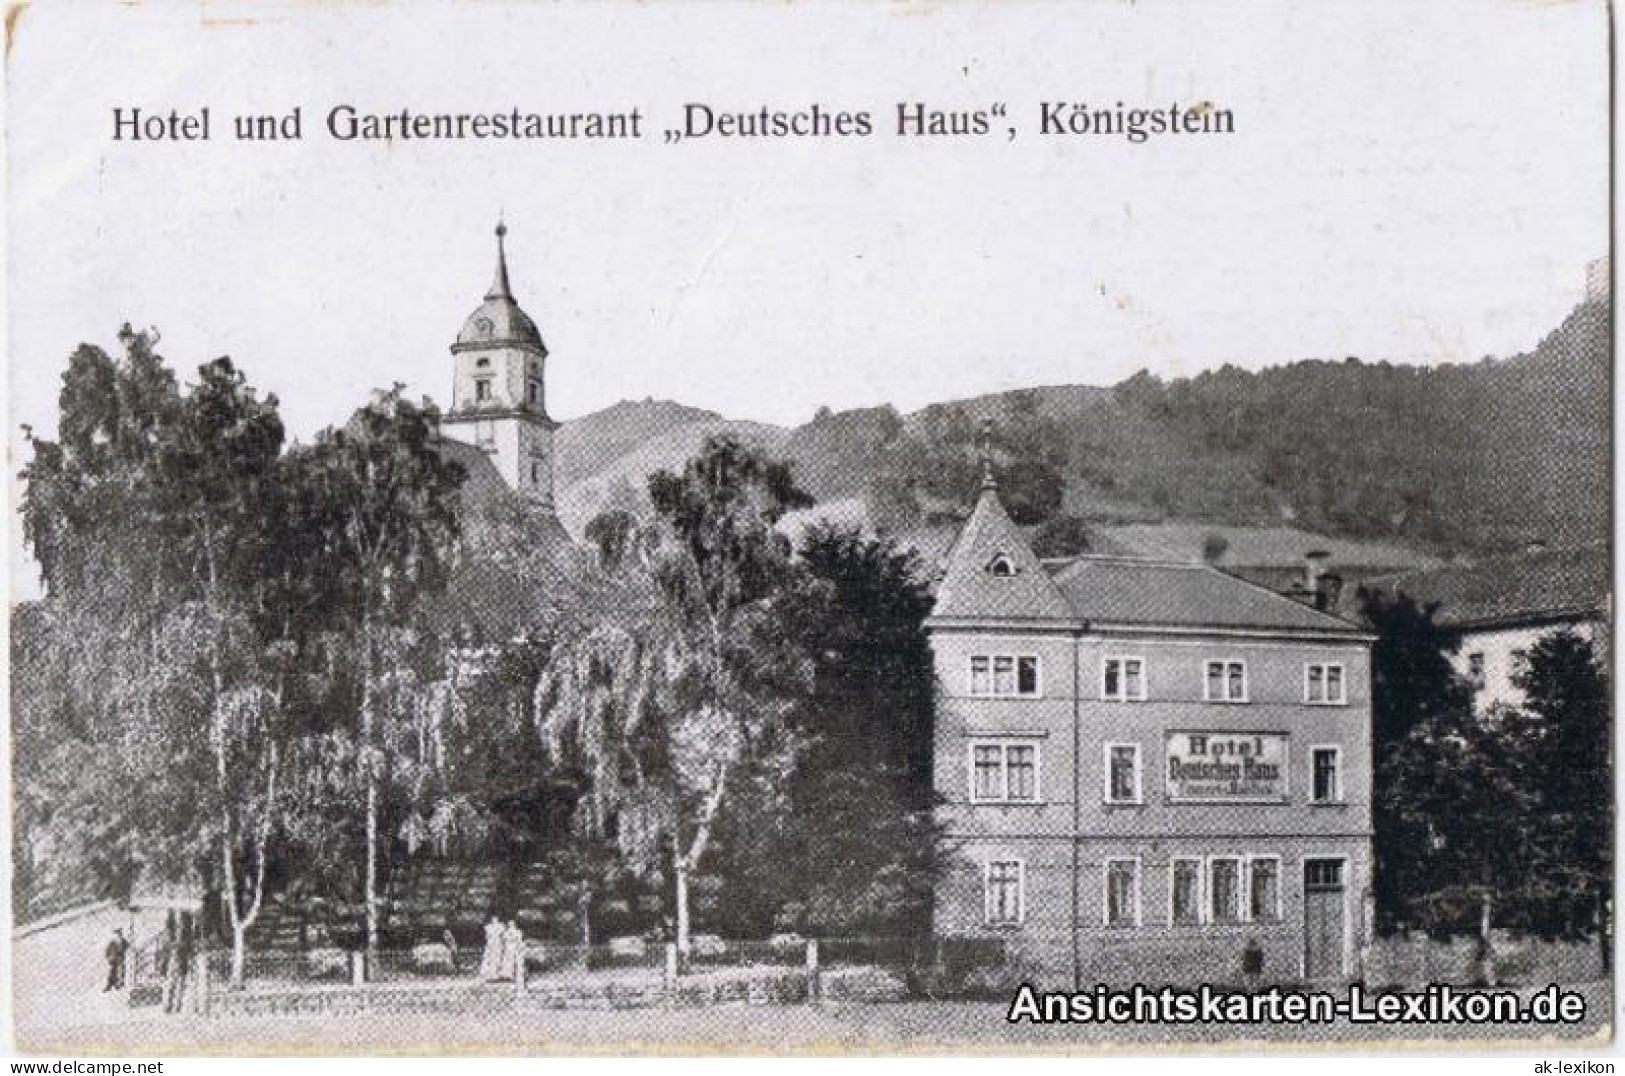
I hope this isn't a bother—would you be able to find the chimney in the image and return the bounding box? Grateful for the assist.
[1314,571,1343,613]
[1303,550,1330,593]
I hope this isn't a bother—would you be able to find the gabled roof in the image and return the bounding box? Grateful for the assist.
[1048,556,1365,635]
[1348,542,1610,630]
[929,482,1073,623]
[927,482,1366,635]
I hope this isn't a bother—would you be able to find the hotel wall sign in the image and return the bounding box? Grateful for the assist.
[1165,732,1289,803]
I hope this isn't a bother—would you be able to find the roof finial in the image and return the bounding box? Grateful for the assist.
[488,219,512,300]
[978,418,997,490]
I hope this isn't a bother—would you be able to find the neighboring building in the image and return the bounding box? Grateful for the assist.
[441,222,560,507]
[1352,542,1610,710]
[926,468,1375,985]
[1090,522,1442,603]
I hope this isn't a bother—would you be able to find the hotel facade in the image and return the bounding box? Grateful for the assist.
[927,471,1375,986]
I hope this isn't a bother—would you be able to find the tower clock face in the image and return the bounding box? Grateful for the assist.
[476,317,493,338]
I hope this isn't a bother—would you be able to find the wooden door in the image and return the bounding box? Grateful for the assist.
[1303,859,1346,980]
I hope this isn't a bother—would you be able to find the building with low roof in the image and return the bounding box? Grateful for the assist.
[1350,542,1610,710]
[926,463,1375,985]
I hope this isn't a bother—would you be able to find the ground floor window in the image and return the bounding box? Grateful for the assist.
[985,860,1024,925]
[1249,856,1281,922]
[1170,858,1202,925]
[1104,858,1140,927]
[1209,857,1243,924]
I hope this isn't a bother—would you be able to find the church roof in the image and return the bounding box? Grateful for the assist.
[455,223,547,354]
[426,436,586,640]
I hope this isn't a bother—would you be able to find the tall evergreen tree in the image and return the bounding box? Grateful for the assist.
[1515,631,1610,942]
[1359,588,1474,933]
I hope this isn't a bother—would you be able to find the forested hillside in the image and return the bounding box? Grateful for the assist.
[555,296,1608,560]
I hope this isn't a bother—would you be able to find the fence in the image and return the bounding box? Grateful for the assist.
[197,934,1015,1016]
[1365,930,1607,988]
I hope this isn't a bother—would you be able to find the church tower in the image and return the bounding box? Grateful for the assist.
[441,223,559,508]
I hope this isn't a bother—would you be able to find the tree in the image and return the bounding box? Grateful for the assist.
[1359,588,1473,933]
[1374,623,1610,970]
[1031,515,1094,560]
[1384,703,1543,976]
[296,388,466,955]
[536,434,814,952]
[148,356,292,985]
[1516,631,1610,943]
[17,334,350,984]
[687,523,947,938]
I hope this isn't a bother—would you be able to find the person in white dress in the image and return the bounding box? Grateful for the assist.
[478,916,503,981]
[504,920,525,982]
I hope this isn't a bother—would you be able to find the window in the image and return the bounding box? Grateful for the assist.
[1305,663,1346,704]
[1178,855,1279,925]
[1104,859,1140,927]
[475,356,491,368]
[1467,652,1486,690]
[1311,747,1342,804]
[1171,858,1203,926]
[475,379,492,402]
[987,553,1016,577]
[1102,657,1147,701]
[1249,857,1281,922]
[985,860,1024,925]
[970,742,1039,803]
[969,655,1039,698]
[1305,859,1343,889]
[1209,857,1242,924]
[528,381,540,405]
[1204,661,1247,702]
[530,461,541,484]
[1104,743,1141,804]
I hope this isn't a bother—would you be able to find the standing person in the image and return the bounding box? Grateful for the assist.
[164,913,193,1014]
[441,927,459,971]
[478,915,502,982]
[102,929,129,992]
[504,920,525,982]
[157,912,176,981]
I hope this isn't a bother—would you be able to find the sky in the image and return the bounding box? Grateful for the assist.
[5,0,1610,597]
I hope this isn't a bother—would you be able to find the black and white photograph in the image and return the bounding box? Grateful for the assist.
[3,0,1614,1059]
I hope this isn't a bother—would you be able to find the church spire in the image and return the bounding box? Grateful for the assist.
[487,220,513,300]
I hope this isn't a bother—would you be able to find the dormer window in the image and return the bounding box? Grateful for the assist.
[987,553,1017,577]
[475,317,494,339]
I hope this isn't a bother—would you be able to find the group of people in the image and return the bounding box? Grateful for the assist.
[157,911,196,1013]
[100,911,195,1014]
[478,916,527,982]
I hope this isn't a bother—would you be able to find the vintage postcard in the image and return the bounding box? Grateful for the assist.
[4,0,1613,1060]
